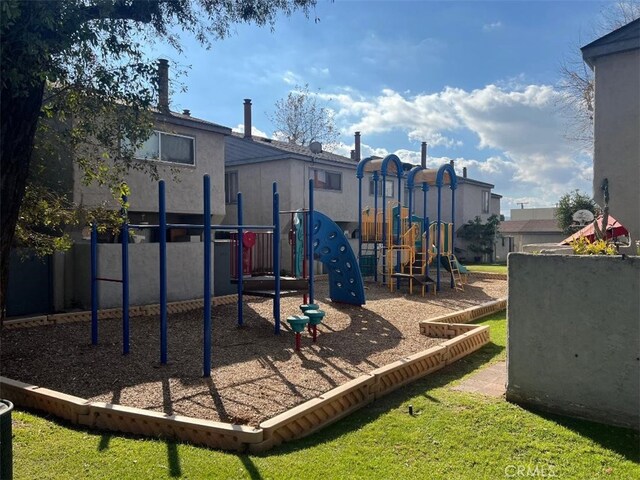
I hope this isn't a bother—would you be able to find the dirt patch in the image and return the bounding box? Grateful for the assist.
[0,277,506,427]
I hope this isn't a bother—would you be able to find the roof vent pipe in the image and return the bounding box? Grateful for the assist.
[182,109,191,116]
[463,167,467,178]
[421,142,427,168]
[157,59,170,113]
[350,149,356,160]
[355,131,361,162]
[243,99,252,139]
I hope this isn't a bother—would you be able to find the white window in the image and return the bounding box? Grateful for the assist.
[311,168,341,191]
[482,191,490,214]
[369,178,394,197]
[135,131,195,166]
[225,172,238,204]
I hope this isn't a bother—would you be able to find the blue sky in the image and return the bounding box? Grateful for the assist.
[149,0,613,214]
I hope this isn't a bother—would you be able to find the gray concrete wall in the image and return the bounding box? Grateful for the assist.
[74,120,226,222]
[71,242,214,309]
[507,253,640,429]
[592,49,640,249]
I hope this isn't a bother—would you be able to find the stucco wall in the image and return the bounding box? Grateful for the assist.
[72,242,214,309]
[74,120,226,221]
[507,253,640,429]
[592,49,640,248]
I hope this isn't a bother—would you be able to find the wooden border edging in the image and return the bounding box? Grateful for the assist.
[1,299,505,452]
[3,295,241,329]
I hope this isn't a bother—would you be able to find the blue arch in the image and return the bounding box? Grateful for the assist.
[312,211,366,306]
[381,154,404,178]
[436,163,458,189]
[356,156,375,179]
[407,165,427,189]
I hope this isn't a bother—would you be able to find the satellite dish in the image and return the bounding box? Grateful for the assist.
[309,141,323,154]
[572,209,595,225]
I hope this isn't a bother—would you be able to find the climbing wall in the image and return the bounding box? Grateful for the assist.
[312,211,366,306]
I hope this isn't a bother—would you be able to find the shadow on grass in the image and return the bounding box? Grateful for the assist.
[526,407,640,463]
[255,339,507,457]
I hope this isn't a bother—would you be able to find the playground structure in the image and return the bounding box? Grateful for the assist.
[356,151,466,295]
[90,176,365,377]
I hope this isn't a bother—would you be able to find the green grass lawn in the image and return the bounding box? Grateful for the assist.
[466,264,508,275]
[10,312,639,479]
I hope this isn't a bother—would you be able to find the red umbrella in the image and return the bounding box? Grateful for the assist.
[561,215,628,245]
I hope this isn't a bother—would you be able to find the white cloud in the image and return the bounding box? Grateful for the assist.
[282,70,302,85]
[232,123,269,138]
[325,83,592,209]
[483,21,503,32]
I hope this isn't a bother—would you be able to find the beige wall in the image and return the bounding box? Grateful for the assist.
[511,208,556,221]
[592,49,640,247]
[74,119,227,222]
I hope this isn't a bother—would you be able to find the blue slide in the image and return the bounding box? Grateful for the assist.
[312,211,366,306]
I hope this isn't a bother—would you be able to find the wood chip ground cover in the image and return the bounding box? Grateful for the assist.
[1,278,506,426]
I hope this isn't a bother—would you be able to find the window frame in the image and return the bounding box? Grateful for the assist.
[482,190,490,214]
[225,171,239,204]
[134,130,196,167]
[369,178,395,198]
[310,168,342,192]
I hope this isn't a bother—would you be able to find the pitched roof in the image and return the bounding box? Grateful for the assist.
[581,18,640,68]
[153,109,232,135]
[499,219,562,234]
[226,132,357,168]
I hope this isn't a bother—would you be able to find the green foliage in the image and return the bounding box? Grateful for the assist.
[555,190,599,235]
[458,214,501,256]
[570,237,617,255]
[1,0,317,258]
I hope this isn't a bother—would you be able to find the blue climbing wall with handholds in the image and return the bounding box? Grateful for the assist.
[311,211,366,306]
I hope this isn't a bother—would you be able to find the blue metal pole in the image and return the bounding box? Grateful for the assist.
[159,180,168,364]
[91,223,98,345]
[396,173,401,288]
[121,195,130,355]
[358,177,362,262]
[237,192,244,327]
[423,183,429,286]
[373,173,379,283]
[381,173,387,285]
[451,185,456,289]
[203,175,212,377]
[273,184,281,334]
[436,185,442,291]
[308,178,314,304]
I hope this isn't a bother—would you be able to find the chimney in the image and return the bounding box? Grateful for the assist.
[355,131,361,162]
[463,166,467,178]
[243,99,252,139]
[350,149,356,160]
[421,142,427,168]
[157,59,170,113]
[449,159,455,169]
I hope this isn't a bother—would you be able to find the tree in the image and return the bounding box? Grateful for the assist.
[555,190,599,235]
[458,215,501,261]
[269,84,339,148]
[558,1,640,148]
[0,0,317,320]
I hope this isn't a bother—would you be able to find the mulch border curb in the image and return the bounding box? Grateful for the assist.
[1,297,506,452]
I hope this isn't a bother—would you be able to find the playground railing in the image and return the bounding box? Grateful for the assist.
[230,231,274,279]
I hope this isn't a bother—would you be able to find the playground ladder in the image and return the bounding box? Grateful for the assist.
[446,254,465,292]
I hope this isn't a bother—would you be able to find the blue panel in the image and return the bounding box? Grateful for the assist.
[311,211,366,306]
